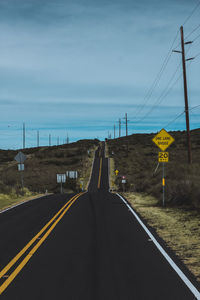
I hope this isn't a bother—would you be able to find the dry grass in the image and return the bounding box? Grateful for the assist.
[125,192,200,282]
[109,158,118,191]
[0,188,46,211]
[83,145,98,190]
[0,139,99,209]
[105,142,117,191]
[107,129,200,207]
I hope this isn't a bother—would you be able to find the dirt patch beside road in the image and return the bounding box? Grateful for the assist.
[124,192,200,282]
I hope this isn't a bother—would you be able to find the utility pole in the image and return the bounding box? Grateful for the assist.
[125,113,128,136]
[57,137,59,146]
[114,124,116,139]
[119,118,121,137]
[37,130,39,147]
[180,26,192,164]
[23,123,25,149]
[173,26,193,164]
[49,134,51,146]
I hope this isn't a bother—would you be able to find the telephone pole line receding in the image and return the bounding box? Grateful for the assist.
[37,130,39,148]
[49,134,51,146]
[119,119,121,137]
[180,26,192,164]
[114,124,116,139]
[23,123,25,149]
[125,113,128,136]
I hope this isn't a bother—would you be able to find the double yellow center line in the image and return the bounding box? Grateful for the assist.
[0,192,84,295]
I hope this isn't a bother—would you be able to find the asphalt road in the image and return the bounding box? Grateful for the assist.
[0,143,200,299]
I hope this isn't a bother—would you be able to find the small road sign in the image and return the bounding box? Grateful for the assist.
[158,152,169,163]
[18,164,24,171]
[152,129,175,151]
[66,171,78,179]
[57,174,66,183]
[122,179,126,184]
[115,170,119,176]
[15,151,26,164]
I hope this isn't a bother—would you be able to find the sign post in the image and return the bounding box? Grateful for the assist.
[122,176,126,192]
[14,152,26,193]
[152,129,175,207]
[57,174,66,193]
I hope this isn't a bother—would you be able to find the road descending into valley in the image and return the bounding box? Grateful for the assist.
[0,143,200,299]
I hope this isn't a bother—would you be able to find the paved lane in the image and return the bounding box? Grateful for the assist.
[0,143,199,299]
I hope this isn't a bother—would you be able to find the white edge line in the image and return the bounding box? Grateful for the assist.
[0,195,47,214]
[108,157,110,192]
[116,193,200,300]
[86,154,95,192]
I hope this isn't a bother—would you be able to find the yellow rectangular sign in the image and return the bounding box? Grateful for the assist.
[158,152,169,163]
[152,128,174,151]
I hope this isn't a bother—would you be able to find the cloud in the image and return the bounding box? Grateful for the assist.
[0,0,199,148]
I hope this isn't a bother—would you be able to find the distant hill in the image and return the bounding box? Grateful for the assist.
[0,139,99,195]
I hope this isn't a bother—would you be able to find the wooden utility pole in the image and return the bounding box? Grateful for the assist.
[119,118,121,137]
[180,26,192,164]
[37,130,39,147]
[114,124,115,139]
[57,137,59,146]
[125,113,128,136]
[49,134,51,146]
[23,123,25,149]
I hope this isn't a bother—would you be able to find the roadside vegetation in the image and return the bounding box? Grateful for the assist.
[107,128,200,208]
[107,129,200,282]
[0,139,98,210]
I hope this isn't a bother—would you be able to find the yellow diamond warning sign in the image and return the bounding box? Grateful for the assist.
[152,129,174,151]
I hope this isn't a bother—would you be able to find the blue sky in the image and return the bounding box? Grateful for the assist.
[0,0,200,149]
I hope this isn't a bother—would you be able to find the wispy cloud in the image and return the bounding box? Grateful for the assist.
[0,0,199,148]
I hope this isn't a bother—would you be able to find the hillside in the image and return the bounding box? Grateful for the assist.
[0,139,99,198]
[107,128,200,208]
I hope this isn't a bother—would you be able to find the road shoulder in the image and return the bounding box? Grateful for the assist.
[123,192,200,284]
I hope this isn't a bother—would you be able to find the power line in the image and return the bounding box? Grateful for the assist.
[190,104,200,111]
[173,1,200,50]
[194,51,200,57]
[193,32,200,42]
[134,42,194,124]
[185,23,200,40]
[134,62,182,124]
[165,105,200,128]
[165,111,185,128]
[182,1,200,26]
[132,30,179,118]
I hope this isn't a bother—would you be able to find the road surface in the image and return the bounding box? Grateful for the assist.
[0,144,199,299]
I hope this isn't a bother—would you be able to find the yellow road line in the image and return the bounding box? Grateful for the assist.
[0,192,83,295]
[0,193,83,289]
[98,158,102,189]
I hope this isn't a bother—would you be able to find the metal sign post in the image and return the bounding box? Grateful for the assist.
[122,176,126,193]
[162,163,165,207]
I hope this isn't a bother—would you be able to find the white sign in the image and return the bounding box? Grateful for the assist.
[15,151,26,163]
[18,164,24,171]
[122,179,126,184]
[66,171,78,179]
[57,174,66,183]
